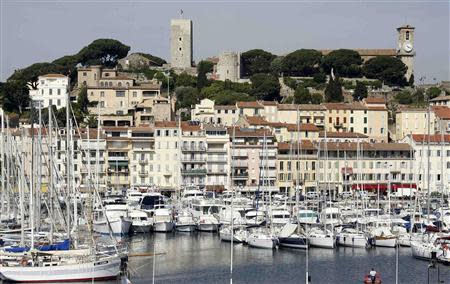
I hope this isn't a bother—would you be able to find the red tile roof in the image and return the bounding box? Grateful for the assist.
[365,97,386,104]
[319,131,368,138]
[236,101,263,109]
[155,121,177,128]
[411,134,450,143]
[41,73,67,78]
[433,106,450,120]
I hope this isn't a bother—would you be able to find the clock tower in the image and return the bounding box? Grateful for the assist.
[396,25,415,81]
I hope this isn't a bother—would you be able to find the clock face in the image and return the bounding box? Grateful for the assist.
[403,42,413,53]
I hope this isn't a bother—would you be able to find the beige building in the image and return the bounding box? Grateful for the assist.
[434,106,450,134]
[205,125,231,191]
[180,122,207,188]
[87,83,161,116]
[132,98,173,126]
[395,106,435,141]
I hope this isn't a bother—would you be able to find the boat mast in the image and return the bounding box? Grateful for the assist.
[48,105,54,243]
[30,102,35,249]
[1,109,4,219]
[66,86,71,242]
[229,124,236,284]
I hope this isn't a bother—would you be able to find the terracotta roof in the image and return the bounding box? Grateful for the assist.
[41,73,66,78]
[286,123,320,132]
[155,121,177,128]
[433,106,450,119]
[320,49,397,57]
[278,140,316,151]
[319,131,368,138]
[245,116,270,126]
[365,97,386,104]
[430,95,450,102]
[411,134,450,143]
[277,104,326,111]
[227,127,273,138]
[215,105,237,110]
[367,106,387,111]
[260,101,278,106]
[236,101,263,109]
[181,122,202,132]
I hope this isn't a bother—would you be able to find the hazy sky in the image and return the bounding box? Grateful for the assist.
[1,0,449,82]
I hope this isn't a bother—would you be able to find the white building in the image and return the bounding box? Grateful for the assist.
[170,19,193,69]
[404,134,450,193]
[29,74,70,109]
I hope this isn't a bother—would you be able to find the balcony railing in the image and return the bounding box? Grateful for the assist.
[181,145,207,152]
[181,168,207,175]
[108,156,128,161]
[139,170,148,176]
[138,159,148,164]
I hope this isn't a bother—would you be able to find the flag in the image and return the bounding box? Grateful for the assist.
[181,9,183,15]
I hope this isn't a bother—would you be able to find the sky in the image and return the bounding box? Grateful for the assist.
[0,0,449,83]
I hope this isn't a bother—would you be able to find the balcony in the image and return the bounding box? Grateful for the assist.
[207,158,227,163]
[181,157,206,163]
[207,148,227,153]
[207,169,227,175]
[181,145,206,152]
[108,156,128,161]
[181,168,207,175]
[139,170,148,176]
[138,159,148,164]
[107,168,129,174]
[232,172,249,180]
[232,160,248,168]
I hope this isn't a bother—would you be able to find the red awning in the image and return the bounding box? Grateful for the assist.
[351,183,417,191]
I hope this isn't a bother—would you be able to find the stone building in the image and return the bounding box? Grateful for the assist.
[170,19,193,69]
[215,52,241,82]
[29,74,70,109]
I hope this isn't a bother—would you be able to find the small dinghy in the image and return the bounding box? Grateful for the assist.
[363,273,382,284]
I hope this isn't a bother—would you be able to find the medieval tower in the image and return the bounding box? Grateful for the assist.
[170,19,193,69]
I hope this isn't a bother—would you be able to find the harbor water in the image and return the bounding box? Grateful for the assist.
[125,233,449,284]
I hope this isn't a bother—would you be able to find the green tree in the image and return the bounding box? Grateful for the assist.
[408,74,415,86]
[76,86,89,114]
[353,81,368,101]
[313,73,327,84]
[395,90,413,104]
[77,39,130,67]
[362,56,407,86]
[133,52,167,66]
[175,72,197,88]
[175,86,200,110]
[197,60,214,90]
[426,87,442,100]
[270,56,284,75]
[311,93,324,104]
[0,80,30,114]
[241,49,276,77]
[211,90,254,105]
[281,49,322,76]
[250,73,281,101]
[322,49,362,77]
[294,86,312,104]
[325,76,344,102]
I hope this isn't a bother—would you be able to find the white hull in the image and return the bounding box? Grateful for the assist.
[309,236,336,249]
[0,257,121,282]
[411,241,438,260]
[247,235,277,249]
[374,237,397,248]
[131,224,152,233]
[398,235,411,247]
[153,221,174,232]
[175,224,197,232]
[197,224,219,232]
[93,219,131,235]
[338,234,368,248]
[219,231,245,243]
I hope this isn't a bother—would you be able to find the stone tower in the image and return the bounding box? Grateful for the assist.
[216,52,241,82]
[170,19,193,69]
[396,25,415,81]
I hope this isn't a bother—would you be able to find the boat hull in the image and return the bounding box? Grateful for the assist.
[278,237,308,249]
[153,222,174,232]
[131,224,152,233]
[247,235,277,249]
[0,257,121,282]
[374,237,396,248]
[197,224,219,232]
[338,234,368,248]
[175,224,197,232]
[93,219,131,235]
[309,236,335,249]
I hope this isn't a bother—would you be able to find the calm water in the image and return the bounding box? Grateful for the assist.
[126,232,450,284]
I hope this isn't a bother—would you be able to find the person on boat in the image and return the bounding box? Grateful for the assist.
[369,268,377,283]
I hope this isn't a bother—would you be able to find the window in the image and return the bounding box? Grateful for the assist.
[57,99,61,106]
[119,101,123,107]
[364,117,367,124]
[118,82,122,87]
[179,37,182,41]
[57,89,61,95]
[133,91,137,97]
[99,101,105,108]
[179,47,182,51]
[49,89,53,95]
[406,31,410,40]
[364,127,367,134]
[83,72,87,76]
[109,82,112,87]
[329,117,332,123]
[350,117,354,124]
[104,73,110,77]
[280,161,284,171]
[100,82,104,87]
[381,128,384,134]
[116,91,125,97]
[100,91,105,97]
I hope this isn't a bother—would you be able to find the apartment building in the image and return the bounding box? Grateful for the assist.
[318,142,415,197]
[277,141,318,196]
[103,127,131,190]
[29,74,70,109]
[129,127,155,188]
[403,134,450,193]
[395,106,435,141]
[229,127,277,193]
[205,125,230,191]
[180,122,207,188]
[132,98,173,126]
[154,121,181,192]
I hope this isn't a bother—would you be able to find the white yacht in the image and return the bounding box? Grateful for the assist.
[175,211,197,232]
[370,226,397,248]
[190,198,221,232]
[93,199,132,235]
[129,209,152,233]
[337,227,369,248]
[307,227,336,249]
[152,208,175,232]
[247,228,278,249]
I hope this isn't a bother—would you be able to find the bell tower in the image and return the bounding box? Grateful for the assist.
[396,25,415,81]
